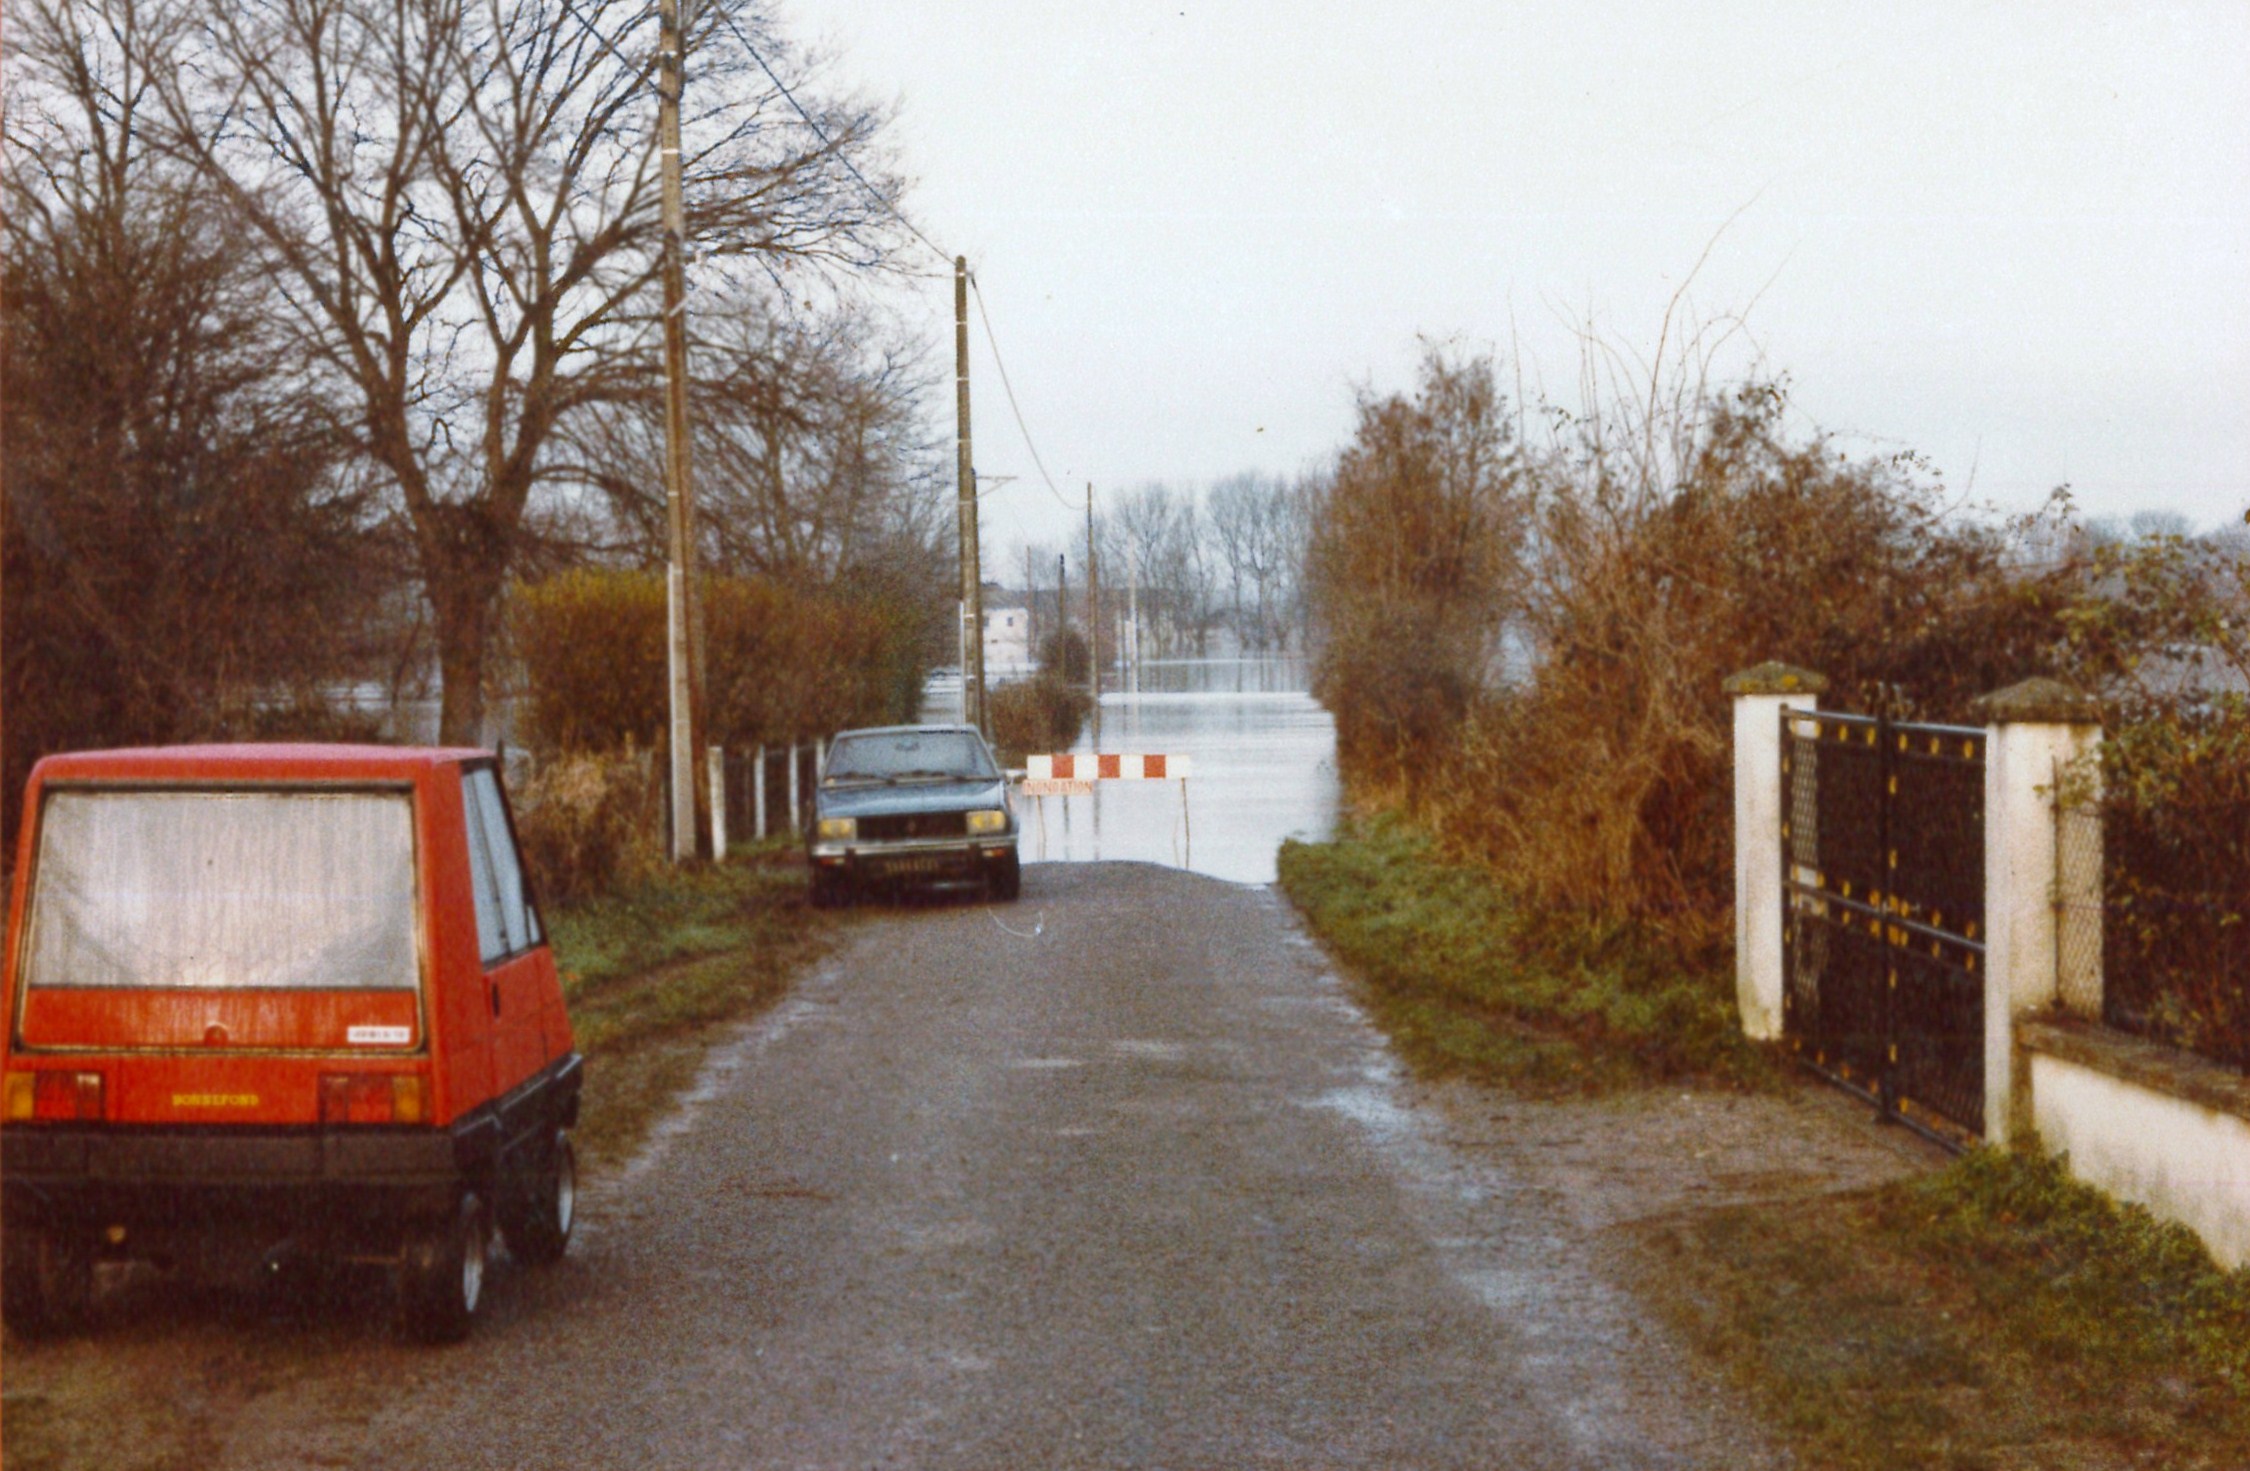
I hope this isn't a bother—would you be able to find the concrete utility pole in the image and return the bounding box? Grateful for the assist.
[1057,552,1068,665]
[955,257,986,733]
[1085,486,1099,688]
[659,0,706,862]
[1086,484,1100,740]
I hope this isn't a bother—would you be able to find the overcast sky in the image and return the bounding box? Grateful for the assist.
[793,0,2249,552]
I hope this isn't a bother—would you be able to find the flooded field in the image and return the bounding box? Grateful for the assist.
[1013,659,1339,885]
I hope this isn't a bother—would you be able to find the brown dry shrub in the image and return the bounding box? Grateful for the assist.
[989,676,1093,766]
[1320,373,2081,941]
[512,746,663,903]
[512,567,927,753]
[1305,347,1530,803]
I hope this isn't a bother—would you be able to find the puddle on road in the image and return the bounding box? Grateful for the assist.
[583,962,848,1227]
[1281,925,1787,1470]
[1107,1038,1190,1064]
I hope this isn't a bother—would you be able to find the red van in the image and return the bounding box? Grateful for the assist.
[0,746,582,1342]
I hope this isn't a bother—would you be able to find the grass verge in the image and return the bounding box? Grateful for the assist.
[1630,1147,2250,1469]
[1281,818,2250,1464]
[1275,818,1776,1094]
[547,839,832,1166]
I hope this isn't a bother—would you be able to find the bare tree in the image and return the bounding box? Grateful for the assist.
[1280,467,1324,653]
[136,0,907,740]
[569,294,947,585]
[1102,483,1219,657]
[1208,471,1298,653]
[4,0,389,817]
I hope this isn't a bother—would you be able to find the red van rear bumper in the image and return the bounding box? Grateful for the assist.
[0,1054,583,1253]
[2,1126,464,1260]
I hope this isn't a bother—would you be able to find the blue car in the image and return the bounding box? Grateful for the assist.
[807,726,1021,906]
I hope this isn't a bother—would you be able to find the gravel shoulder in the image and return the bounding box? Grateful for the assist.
[2,861,1941,1470]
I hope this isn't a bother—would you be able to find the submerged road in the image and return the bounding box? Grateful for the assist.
[19,863,1814,1470]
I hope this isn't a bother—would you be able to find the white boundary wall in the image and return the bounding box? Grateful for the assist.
[2030,1045,2250,1269]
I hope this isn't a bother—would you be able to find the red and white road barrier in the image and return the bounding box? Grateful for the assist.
[1025,753,1192,781]
[1018,753,1195,864]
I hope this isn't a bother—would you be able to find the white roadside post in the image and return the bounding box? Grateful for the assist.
[1973,678,2102,1144]
[752,744,767,841]
[788,741,802,837]
[708,747,728,860]
[1724,663,1828,1041]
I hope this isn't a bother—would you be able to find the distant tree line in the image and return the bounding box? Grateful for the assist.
[1007,471,1321,665]
[2,0,952,833]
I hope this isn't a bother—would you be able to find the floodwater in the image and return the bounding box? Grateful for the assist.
[1013,658,1340,885]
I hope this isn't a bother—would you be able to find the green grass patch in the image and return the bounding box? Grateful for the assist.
[1633,1148,2250,1470]
[1275,818,1777,1094]
[546,840,833,1164]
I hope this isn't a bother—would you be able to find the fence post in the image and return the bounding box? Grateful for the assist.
[1973,678,2102,1144]
[788,741,802,837]
[753,744,767,841]
[708,746,728,861]
[1724,663,1828,1041]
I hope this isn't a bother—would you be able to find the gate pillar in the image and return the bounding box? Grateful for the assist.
[1973,679,2102,1143]
[1726,663,1829,1040]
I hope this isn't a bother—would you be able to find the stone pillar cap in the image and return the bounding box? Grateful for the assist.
[1971,677,2100,725]
[1721,662,1830,697]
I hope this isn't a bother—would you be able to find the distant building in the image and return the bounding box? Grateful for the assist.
[983,593,1032,680]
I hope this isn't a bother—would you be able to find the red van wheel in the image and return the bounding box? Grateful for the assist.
[397,1194,488,1344]
[501,1129,576,1267]
[2,1227,92,1339]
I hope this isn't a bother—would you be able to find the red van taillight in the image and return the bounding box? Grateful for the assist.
[319,1073,426,1126]
[4,1070,105,1122]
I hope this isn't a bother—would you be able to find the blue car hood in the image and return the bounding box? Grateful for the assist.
[815,777,1008,820]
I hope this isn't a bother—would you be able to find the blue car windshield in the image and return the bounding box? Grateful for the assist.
[825,731,997,783]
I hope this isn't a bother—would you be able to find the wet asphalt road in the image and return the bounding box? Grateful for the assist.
[200,862,1783,1469]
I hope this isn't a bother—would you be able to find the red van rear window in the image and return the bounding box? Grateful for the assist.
[22,789,420,991]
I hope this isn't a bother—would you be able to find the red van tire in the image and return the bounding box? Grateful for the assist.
[988,853,1022,902]
[397,1194,488,1344]
[2,1227,92,1339]
[501,1129,576,1267]
[810,871,852,909]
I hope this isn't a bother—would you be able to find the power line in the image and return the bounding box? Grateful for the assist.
[724,12,1075,515]
[720,10,951,268]
[969,276,1077,513]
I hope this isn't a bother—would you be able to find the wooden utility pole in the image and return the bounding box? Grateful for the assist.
[659,0,706,861]
[955,257,985,733]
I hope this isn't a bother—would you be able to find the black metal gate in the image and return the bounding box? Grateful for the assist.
[1780,709,1987,1139]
